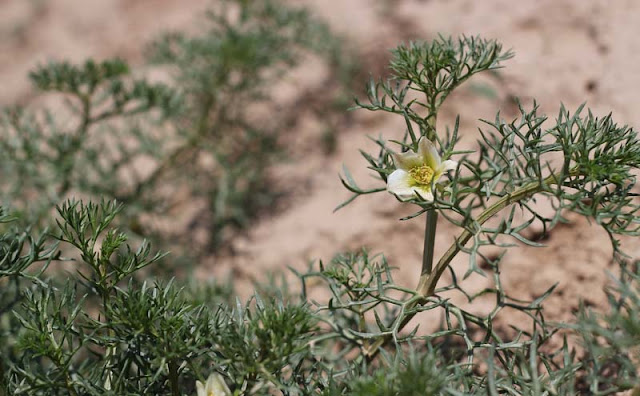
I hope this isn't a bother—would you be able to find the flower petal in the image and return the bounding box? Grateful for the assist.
[440,159,458,172]
[199,373,231,396]
[418,137,441,169]
[207,373,231,396]
[387,169,415,200]
[392,151,422,171]
[196,380,206,396]
[206,374,216,391]
[411,185,434,202]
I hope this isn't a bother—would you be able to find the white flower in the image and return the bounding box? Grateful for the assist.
[196,373,231,396]
[387,137,457,201]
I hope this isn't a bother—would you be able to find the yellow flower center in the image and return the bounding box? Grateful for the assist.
[409,164,435,186]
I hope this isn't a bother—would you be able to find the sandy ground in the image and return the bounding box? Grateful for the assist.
[3,0,640,345]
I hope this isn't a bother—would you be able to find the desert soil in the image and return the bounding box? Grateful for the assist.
[2,0,640,345]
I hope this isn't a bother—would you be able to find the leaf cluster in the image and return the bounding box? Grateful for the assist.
[356,36,512,141]
[568,260,640,394]
[343,39,640,274]
[0,201,321,395]
[0,58,179,230]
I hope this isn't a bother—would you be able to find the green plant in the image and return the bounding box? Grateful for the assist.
[568,260,640,394]
[0,201,320,395]
[0,0,345,263]
[0,59,178,227]
[333,35,640,392]
[145,0,340,254]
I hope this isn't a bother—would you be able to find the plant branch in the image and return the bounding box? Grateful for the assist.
[419,173,558,296]
[366,173,561,360]
[57,94,92,198]
[127,95,215,200]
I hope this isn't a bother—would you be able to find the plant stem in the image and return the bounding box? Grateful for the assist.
[420,210,438,276]
[418,108,439,289]
[129,94,215,200]
[168,360,180,396]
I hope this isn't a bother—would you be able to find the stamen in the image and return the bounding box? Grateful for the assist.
[409,165,434,185]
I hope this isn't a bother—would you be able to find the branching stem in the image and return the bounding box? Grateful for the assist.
[365,173,561,360]
[57,94,92,198]
[127,94,216,200]
[419,173,558,296]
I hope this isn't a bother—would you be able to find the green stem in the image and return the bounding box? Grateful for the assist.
[418,106,438,291]
[168,360,180,396]
[421,210,438,277]
[102,289,116,391]
[97,261,117,392]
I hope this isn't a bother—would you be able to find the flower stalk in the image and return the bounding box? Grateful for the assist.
[421,209,438,277]
[421,113,439,279]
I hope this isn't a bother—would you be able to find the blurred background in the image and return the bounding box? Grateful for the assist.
[2,0,639,328]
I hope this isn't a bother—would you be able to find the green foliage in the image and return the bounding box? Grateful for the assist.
[212,298,317,393]
[568,261,640,394]
[356,36,512,141]
[323,351,448,396]
[3,214,635,395]
[344,101,640,284]
[296,250,567,394]
[0,209,58,395]
[0,200,321,395]
[342,35,640,282]
[141,0,340,254]
[0,58,179,228]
